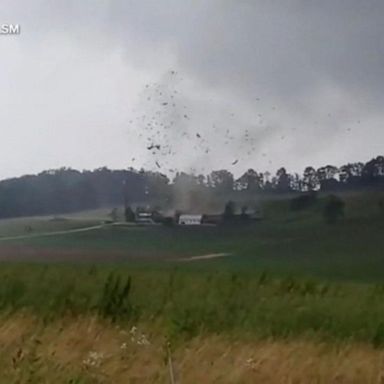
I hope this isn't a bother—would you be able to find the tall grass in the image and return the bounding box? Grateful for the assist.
[0,264,384,346]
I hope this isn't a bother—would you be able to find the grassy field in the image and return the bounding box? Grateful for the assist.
[3,315,384,383]
[0,264,384,343]
[0,191,382,281]
[4,315,384,383]
[0,191,383,382]
[1,265,384,382]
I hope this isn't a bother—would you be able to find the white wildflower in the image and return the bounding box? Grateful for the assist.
[83,351,104,368]
[137,334,150,346]
[128,326,150,346]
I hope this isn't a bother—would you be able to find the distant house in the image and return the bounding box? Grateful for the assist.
[178,214,203,225]
[135,212,155,224]
[201,214,222,225]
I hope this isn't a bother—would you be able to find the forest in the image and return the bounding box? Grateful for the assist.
[0,155,383,218]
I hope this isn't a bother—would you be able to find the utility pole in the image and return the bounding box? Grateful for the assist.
[122,179,128,211]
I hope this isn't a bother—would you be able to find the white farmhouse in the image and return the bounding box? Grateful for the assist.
[178,214,203,225]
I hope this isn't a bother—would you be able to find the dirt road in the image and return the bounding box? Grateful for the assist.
[177,253,231,262]
[0,225,104,242]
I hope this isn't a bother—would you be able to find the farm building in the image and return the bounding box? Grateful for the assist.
[178,214,203,225]
[135,212,155,224]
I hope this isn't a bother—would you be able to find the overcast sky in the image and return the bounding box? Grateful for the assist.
[0,0,383,180]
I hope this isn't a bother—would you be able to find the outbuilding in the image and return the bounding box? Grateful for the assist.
[178,214,203,225]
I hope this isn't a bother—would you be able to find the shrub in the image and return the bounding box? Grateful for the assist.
[223,200,235,219]
[379,199,384,213]
[98,273,134,322]
[323,195,345,223]
[290,191,318,211]
[124,206,135,222]
[372,323,384,348]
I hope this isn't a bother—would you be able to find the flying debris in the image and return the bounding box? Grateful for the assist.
[131,72,274,176]
[147,144,161,151]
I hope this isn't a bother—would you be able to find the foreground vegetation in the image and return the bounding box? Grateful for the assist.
[1,265,384,346]
[0,265,384,382]
[0,191,382,381]
[3,315,384,383]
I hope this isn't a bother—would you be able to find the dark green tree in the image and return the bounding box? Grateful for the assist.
[124,206,135,222]
[223,200,235,219]
[303,166,319,191]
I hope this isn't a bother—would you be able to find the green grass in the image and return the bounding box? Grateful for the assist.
[0,217,100,238]
[5,209,383,282]
[0,206,120,238]
[0,192,382,381]
[1,264,384,346]
[0,191,382,345]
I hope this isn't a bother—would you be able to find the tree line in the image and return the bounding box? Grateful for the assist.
[0,155,382,219]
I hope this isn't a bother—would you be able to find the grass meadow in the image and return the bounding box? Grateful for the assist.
[0,190,383,382]
[1,265,384,382]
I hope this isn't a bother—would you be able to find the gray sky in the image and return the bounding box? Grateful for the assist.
[1,0,383,179]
